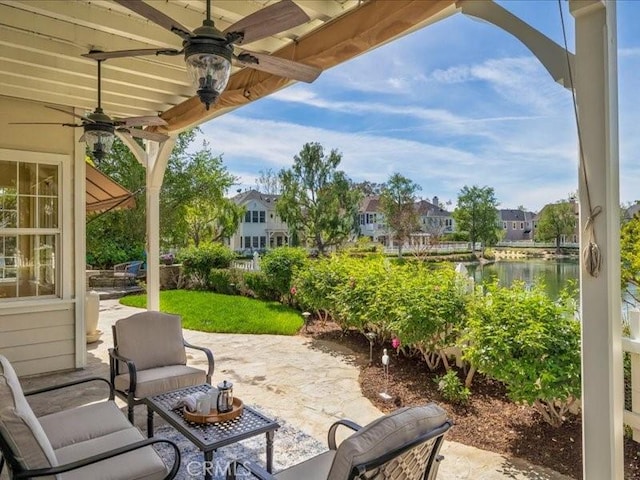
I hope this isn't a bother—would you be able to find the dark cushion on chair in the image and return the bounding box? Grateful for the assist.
[328,404,448,480]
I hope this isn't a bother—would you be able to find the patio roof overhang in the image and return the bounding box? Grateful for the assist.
[0,0,457,133]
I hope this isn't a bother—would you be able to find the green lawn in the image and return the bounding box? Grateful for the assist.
[119,290,303,335]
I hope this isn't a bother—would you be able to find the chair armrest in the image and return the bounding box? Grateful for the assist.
[109,348,137,394]
[13,438,181,479]
[327,419,362,450]
[184,340,215,383]
[226,460,275,480]
[25,377,114,401]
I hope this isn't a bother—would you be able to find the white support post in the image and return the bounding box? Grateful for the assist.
[117,133,176,312]
[145,138,176,311]
[631,310,640,442]
[570,1,623,479]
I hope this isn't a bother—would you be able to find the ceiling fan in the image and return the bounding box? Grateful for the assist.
[10,57,169,162]
[84,0,322,109]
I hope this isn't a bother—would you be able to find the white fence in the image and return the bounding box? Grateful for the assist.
[496,240,579,249]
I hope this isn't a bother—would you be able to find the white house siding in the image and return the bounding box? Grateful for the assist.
[229,193,289,251]
[0,96,81,376]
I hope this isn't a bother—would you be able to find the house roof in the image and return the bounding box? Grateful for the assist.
[499,209,526,221]
[232,189,279,206]
[360,195,380,213]
[1,0,457,134]
[415,199,451,216]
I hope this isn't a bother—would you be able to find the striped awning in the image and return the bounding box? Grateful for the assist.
[86,163,136,213]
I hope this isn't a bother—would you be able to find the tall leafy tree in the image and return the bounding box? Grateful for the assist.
[621,214,640,304]
[535,201,576,253]
[380,173,421,257]
[255,168,281,195]
[162,142,242,247]
[277,142,361,255]
[453,185,499,253]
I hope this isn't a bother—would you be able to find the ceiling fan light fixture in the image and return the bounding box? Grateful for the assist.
[184,35,233,110]
[84,122,115,162]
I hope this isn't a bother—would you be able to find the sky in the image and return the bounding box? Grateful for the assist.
[195,1,640,213]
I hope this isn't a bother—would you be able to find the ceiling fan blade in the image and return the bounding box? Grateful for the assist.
[118,128,169,143]
[236,52,321,83]
[83,49,181,61]
[45,105,92,122]
[9,121,64,125]
[113,0,193,40]
[114,116,168,127]
[223,0,310,45]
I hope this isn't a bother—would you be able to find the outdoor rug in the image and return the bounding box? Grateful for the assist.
[153,408,327,479]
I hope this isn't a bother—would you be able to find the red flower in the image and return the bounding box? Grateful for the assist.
[290,286,297,295]
[391,337,401,350]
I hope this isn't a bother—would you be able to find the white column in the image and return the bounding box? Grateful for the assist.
[570,1,623,479]
[145,138,176,311]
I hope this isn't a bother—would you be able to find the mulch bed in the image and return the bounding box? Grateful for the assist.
[300,321,640,479]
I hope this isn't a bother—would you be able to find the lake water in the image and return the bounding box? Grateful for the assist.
[466,259,580,299]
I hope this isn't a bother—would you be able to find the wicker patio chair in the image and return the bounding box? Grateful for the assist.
[227,403,453,480]
[110,311,214,435]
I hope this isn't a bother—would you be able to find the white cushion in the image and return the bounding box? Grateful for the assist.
[275,451,335,480]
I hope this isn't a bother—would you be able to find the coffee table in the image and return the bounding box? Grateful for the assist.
[145,384,280,480]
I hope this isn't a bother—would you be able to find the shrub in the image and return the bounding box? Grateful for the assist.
[261,247,308,301]
[207,269,234,294]
[242,271,280,301]
[179,243,236,289]
[87,241,144,269]
[464,280,580,427]
[435,370,471,405]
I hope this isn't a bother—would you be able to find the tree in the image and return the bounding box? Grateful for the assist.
[353,180,386,196]
[453,185,499,253]
[255,168,281,195]
[535,201,576,253]
[163,142,242,247]
[621,214,640,304]
[277,142,361,255]
[380,173,420,257]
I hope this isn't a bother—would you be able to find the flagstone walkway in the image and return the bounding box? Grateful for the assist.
[20,299,573,480]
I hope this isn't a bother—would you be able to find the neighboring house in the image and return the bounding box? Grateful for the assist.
[228,190,289,252]
[624,202,640,221]
[498,209,536,241]
[416,196,455,236]
[357,195,454,246]
[358,196,388,244]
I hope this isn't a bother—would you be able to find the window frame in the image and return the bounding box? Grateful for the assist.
[0,151,64,302]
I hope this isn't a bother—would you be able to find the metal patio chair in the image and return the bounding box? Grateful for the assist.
[227,403,453,480]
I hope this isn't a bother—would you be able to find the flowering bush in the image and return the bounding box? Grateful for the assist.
[160,253,175,265]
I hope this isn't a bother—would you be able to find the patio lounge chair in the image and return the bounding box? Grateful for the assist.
[113,260,144,287]
[110,311,214,435]
[227,403,453,480]
[0,354,180,480]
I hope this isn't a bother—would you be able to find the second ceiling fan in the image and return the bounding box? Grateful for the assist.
[86,0,322,109]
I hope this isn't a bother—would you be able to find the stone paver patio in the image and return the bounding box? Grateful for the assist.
[16,299,573,480]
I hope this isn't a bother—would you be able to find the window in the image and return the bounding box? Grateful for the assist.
[260,236,266,248]
[244,236,251,249]
[0,159,60,300]
[520,222,524,229]
[512,222,516,229]
[277,236,283,247]
[244,211,251,223]
[252,211,259,223]
[252,236,259,248]
[259,211,265,223]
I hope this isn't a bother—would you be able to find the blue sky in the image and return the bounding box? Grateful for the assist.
[197,1,640,212]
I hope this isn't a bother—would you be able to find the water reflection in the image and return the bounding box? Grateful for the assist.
[467,259,579,300]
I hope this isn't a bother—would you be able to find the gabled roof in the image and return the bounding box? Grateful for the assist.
[415,199,451,216]
[499,209,526,222]
[232,189,279,206]
[360,196,381,213]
